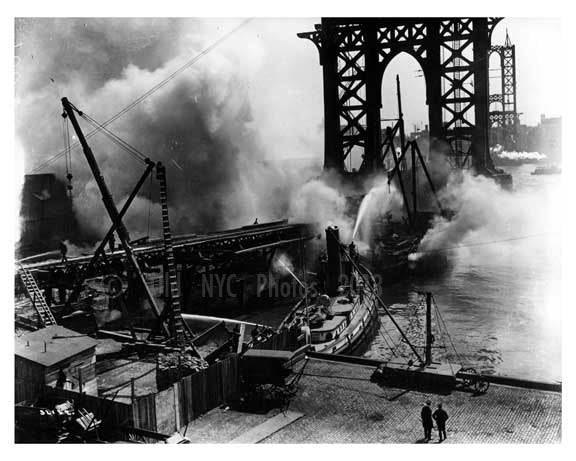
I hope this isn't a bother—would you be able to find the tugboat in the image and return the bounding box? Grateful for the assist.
[280,226,380,355]
[353,76,447,281]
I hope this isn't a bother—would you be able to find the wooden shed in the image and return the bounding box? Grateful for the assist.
[15,325,98,403]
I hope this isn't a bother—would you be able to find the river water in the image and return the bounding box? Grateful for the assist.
[364,164,562,383]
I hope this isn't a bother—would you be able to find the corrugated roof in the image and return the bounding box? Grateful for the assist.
[15,325,98,368]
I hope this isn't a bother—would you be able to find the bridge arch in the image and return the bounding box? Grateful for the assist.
[379,52,429,168]
[299,18,502,176]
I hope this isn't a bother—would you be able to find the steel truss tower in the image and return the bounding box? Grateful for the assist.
[489,31,519,148]
[298,17,501,175]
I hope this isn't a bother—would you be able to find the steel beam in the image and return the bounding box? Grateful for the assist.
[299,17,499,175]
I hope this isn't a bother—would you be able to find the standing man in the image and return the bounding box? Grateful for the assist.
[421,400,433,441]
[433,403,449,442]
[56,368,67,389]
[59,240,68,263]
[109,234,116,253]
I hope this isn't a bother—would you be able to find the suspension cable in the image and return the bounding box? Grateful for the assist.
[28,19,254,174]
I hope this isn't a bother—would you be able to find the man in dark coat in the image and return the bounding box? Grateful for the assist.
[56,368,67,389]
[59,240,68,263]
[433,403,449,441]
[421,400,433,441]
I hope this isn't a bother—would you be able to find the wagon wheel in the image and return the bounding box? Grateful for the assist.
[459,367,479,389]
[474,379,490,395]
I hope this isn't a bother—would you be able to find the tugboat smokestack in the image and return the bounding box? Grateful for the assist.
[325,226,342,296]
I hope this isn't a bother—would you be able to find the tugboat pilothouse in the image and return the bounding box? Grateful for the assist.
[281,226,380,356]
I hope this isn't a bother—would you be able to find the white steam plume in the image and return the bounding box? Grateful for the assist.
[16,18,322,241]
[352,177,404,245]
[499,151,547,161]
[288,178,354,242]
[412,171,560,265]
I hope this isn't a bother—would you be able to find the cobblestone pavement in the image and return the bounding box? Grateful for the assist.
[264,359,561,443]
[183,358,561,444]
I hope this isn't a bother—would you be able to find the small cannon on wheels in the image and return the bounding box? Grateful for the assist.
[456,367,490,395]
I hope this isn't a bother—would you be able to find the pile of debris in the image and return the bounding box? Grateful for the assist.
[156,347,209,390]
[15,398,101,443]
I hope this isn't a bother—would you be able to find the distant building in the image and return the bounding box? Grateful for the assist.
[490,115,562,164]
[18,174,78,257]
[534,114,561,161]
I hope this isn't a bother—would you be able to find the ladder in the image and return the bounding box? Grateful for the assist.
[156,163,186,345]
[18,266,57,327]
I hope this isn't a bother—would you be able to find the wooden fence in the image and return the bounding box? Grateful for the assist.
[17,354,238,441]
[15,378,44,404]
[131,353,239,435]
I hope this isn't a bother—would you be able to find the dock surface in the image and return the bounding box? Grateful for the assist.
[229,411,304,443]
[184,358,561,443]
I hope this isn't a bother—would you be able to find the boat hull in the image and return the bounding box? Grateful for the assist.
[317,300,380,356]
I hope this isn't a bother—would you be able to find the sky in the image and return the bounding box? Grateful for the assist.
[15,17,561,172]
[12,17,564,237]
[381,17,562,130]
[5,7,576,456]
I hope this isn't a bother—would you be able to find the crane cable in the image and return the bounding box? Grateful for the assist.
[28,18,254,174]
[62,115,73,198]
[75,107,148,165]
[431,294,466,367]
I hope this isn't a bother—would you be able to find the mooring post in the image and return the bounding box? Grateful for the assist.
[425,292,433,366]
[412,143,418,218]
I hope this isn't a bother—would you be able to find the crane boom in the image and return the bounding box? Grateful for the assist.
[61,97,170,338]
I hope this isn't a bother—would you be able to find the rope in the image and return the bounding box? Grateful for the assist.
[65,116,73,198]
[28,19,254,174]
[67,119,72,173]
[99,366,156,396]
[355,230,557,275]
[77,109,148,164]
[432,294,466,367]
[414,231,557,255]
[375,318,398,358]
[427,295,455,375]
[61,116,68,173]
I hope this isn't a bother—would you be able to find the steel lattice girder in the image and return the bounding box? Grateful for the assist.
[18,222,316,290]
[489,34,518,135]
[299,17,502,173]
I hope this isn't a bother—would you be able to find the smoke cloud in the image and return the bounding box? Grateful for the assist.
[288,178,353,241]
[412,170,560,265]
[15,18,322,242]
